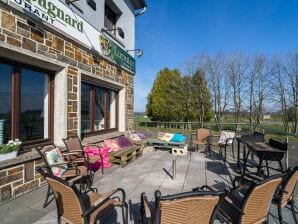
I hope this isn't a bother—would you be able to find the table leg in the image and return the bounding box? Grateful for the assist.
[257,155,263,176]
[242,149,250,175]
[237,140,240,167]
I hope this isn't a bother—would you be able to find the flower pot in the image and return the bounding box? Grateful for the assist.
[0,151,17,161]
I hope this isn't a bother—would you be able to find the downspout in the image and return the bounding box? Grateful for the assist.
[135,5,147,17]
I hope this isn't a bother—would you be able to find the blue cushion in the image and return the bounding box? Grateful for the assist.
[171,133,186,142]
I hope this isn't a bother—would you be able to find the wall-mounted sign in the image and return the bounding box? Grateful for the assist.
[6,0,135,74]
[100,36,135,73]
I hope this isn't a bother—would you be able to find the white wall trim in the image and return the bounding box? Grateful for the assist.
[54,68,68,147]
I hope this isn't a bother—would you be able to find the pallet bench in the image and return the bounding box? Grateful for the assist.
[109,145,143,167]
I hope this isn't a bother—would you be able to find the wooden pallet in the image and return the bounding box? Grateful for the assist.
[109,146,143,167]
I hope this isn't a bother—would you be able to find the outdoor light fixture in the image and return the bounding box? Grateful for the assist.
[127,49,143,58]
[101,27,125,39]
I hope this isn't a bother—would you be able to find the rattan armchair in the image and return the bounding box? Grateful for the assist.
[140,188,223,224]
[63,135,103,175]
[272,167,298,224]
[190,128,210,155]
[217,173,283,224]
[36,143,90,207]
[37,167,127,224]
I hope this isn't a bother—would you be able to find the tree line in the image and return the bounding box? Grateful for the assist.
[146,52,298,134]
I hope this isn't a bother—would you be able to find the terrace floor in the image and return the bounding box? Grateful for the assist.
[0,148,297,224]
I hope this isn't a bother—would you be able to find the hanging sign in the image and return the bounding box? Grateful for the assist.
[100,36,135,73]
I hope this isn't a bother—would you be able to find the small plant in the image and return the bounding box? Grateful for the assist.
[0,139,22,154]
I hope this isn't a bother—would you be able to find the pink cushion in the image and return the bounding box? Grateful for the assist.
[104,139,122,152]
[84,145,111,170]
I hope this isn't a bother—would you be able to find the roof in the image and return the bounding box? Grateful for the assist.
[131,0,147,9]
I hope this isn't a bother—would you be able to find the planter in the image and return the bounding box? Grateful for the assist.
[0,151,17,161]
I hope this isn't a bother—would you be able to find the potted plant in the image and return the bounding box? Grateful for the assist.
[0,139,22,161]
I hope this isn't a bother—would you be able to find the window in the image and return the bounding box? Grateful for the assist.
[0,61,54,147]
[81,82,118,135]
[104,4,117,34]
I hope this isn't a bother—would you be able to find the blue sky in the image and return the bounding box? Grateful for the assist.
[134,0,298,112]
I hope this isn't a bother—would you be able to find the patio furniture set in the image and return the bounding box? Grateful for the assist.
[33,131,297,223]
[191,128,288,176]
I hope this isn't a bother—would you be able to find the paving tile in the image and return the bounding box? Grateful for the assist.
[3,150,298,224]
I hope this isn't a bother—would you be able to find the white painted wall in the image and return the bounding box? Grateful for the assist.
[54,68,68,147]
[118,88,126,132]
[61,0,136,54]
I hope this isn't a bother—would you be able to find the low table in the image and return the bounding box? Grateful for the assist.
[148,139,186,151]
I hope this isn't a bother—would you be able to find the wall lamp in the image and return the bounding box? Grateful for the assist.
[101,27,125,39]
[127,49,143,58]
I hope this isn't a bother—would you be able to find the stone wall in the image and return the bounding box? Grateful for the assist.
[0,2,135,135]
[0,152,45,203]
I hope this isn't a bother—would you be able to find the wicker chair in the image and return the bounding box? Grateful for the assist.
[36,143,90,207]
[140,188,223,224]
[272,167,298,224]
[37,167,127,224]
[63,135,103,175]
[208,130,235,162]
[217,173,283,224]
[190,128,210,155]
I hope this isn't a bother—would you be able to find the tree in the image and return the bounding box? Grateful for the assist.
[248,54,273,128]
[191,69,212,123]
[203,53,230,130]
[146,68,181,121]
[146,67,212,123]
[283,52,298,134]
[227,52,248,129]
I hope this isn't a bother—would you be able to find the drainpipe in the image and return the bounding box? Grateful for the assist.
[135,5,147,17]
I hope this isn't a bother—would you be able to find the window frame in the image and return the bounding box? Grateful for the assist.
[0,58,54,150]
[81,80,119,137]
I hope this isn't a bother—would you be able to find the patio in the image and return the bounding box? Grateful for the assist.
[0,148,296,224]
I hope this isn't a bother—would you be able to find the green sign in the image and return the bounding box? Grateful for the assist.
[100,36,135,73]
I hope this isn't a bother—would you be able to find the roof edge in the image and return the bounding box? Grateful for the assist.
[131,0,147,10]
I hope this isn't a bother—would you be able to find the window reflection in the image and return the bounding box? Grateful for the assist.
[94,87,105,131]
[81,81,118,134]
[0,64,12,144]
[81,83,91,133]
[20,69,48,141]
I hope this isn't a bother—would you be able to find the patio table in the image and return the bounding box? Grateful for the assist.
[242,141,287,175]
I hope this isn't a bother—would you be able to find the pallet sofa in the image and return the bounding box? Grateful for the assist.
[104,135,147,168]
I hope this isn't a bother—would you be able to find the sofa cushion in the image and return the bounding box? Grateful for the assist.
[171,133,186,142]
[118,136,133,148]
[104,139,122,152]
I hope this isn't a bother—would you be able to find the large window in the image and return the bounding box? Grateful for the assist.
[0,61,53,147]
[81,82,118,135]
